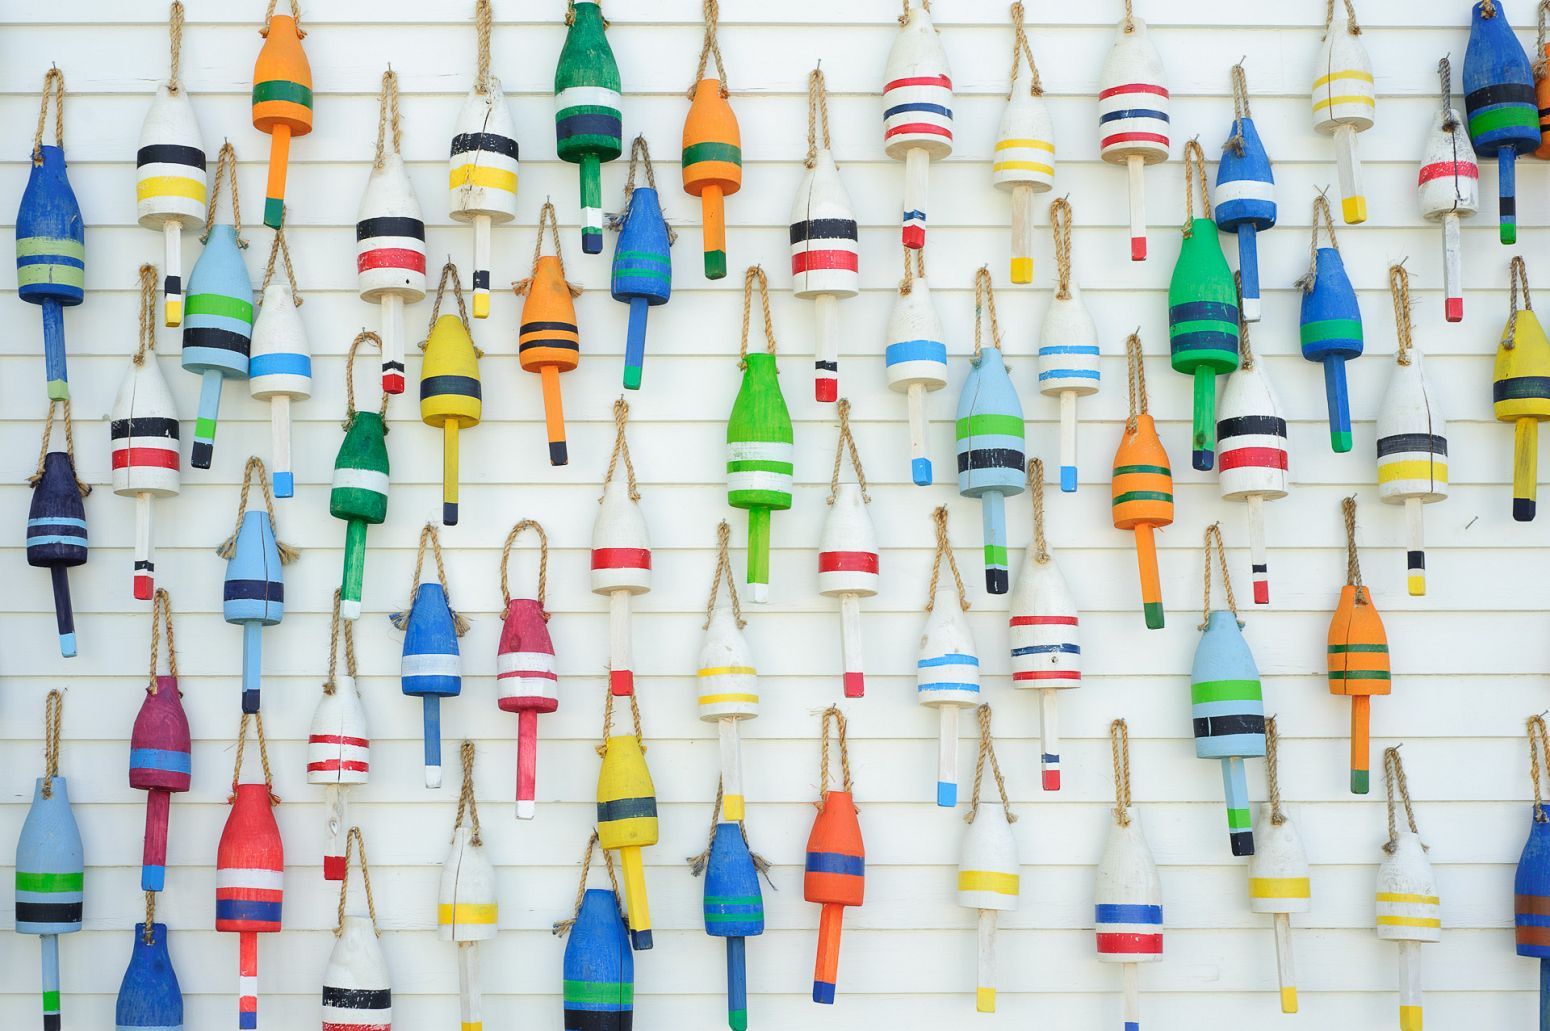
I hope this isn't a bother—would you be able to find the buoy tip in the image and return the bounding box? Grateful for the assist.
[425,766,443,789]
[1143,602,1165,630]
[516,799,536,820]
[1350,769,1370,795]
[1280,986,1299,1013]
[1253,579,1270,606]
[382,372,406,395]
[263,197,285,229]
[1130,236,1147,262]
[912,458,933,486]
[582,233,604,256]
[976,987,996,1012]
[1010,258,1032,284]
[843,672,865,698]
[141,865,166,893]
[1191,449,1214,472]
[630,928,654,951]
[549,440,569,467]
[609,669,635,696]
[813,981,837,1005]
[59,632,77,658]
[1341,196,1367,225]
[273,471,294,498]
[1041,768,1061,791]
[1444,297,1462,323]
[1060,466,1077,492]
[1515,497,1537,522]
[937,781,957,807]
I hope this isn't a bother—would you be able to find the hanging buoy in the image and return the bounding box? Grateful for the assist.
[593,399,651,697]
[1299,193,1362,453]
[885,1,953,250]
[1096,719,1164,1031]
[682,2,740,280]
[703,819,764,1030]
[596,696,658,951]
[1009,459,1081,790]
[1215,63,1275,323]
[18,68,82,400]
[309,590,369,880]
[957,705,1019,1012]
[1515,716,1550,1028]
[394,524,466,790]
[1312,0,1373,224]
[139,4,205,327]
[554,0,622,255]
[497,520,558,820]
[1039,198,1099,493]
[1494,255,1550,521]
[248,228,310,498]
[440,743,496,1030]
[610,137,672,390]
[1113,332,1172,629]
[420,262,483,526]
[251,1,311,229]
[220,458,294,714]
[1376,747,1440,1031]
[132,590,190,893]
[792,67,858,402]
[806,706,864,1005]
[216,713,284,1031]
[1329,496,1390,795]
[918,506,980,807]
[116,918,183,1031]
[323,828,393,1031]
[561,875,634,1031]
[331,332,391,620]
[1098,11,1168,261]
[1249,717,1310,1013]
[26,401,89,658]
[886,248,947,486]
[1418,59,1479,323]
[516,202,581,467]
[699,521,758,822]
[1465,0,1540,244]
[357,68,426,396]
[450,1,518,320]
[819,401,879,699]
[994,3,1054,284]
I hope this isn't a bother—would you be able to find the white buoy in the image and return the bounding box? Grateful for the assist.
[697,601,759,823]
[1249,804,1311,1013]
[248,282,311,498]
[818,482,879,699]
[449,79,519,321]
[883,1,954,250]
[790,147,859,404]
[884,265,949,486]
[592,477,652,698]
[137,83,207,328]
[993,61,1055,283]
[1312,1,1375,224]
[1098,15,1169,261]
[958,789,1018,1013]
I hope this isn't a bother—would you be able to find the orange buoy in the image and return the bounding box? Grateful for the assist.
[516,202,580,466]
[251,4,312,229]
[681,1,740,280]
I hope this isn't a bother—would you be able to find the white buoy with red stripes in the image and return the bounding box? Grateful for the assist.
[1098,12,1169,261]
[1217,311,1288,606]
[1417,62,1478,324]
[593,399,652,698]
[819,482,878,700]
[884,1,953,250]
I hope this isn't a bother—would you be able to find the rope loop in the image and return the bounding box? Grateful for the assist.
[500,518,550,617]
[335,826,381,937]
[738,266,778,364]
[703,520,745,630]
[827,398,871,505]
[393,523,471,635]
[924,505,970,613]
[215,456,299,563]
[966,703,1017,826]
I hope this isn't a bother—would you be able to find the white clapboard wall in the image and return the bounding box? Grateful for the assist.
[0,1,1542,1028]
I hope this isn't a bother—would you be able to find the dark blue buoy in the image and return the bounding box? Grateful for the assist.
[398,580,461,790]
[1464,0,1540,244]
[563,887,633,1031]
[1215,101,1275,324]
[27,448,87,658]
[17,140,83,402]
[1516,810,1550,1030]
[116,923,184,1031]
[1299,239,1362,454]
[704,822,764,1031]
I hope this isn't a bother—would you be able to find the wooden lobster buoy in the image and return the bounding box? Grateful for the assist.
[1215,64,1275,323]
[885,1,953,250]
[309,592,369,881]
[1466,0,1540,244]
[1192,525,1265,857]
[1009,459,1080,790]
[1540,19,1550,158]
[1312,1,1374,224]
[27,408,88,659]
[683,87,741,279]
[1249,719,1311,1014]
[440,744,496,1030]
[1099,13,1168,261]
[1495,256,1550,521]
[1516,717,1550,1027]
[396,527,465,790]
[995,4,1054,284]
[331,332,391,620]
[700,525,758,822]
[497,520,557,820]
[139,6,206,327]
[1040,198,1099,493]
[1217,301,1288,606]
[819,401,878,699]
[886,249,948,486]
[958,707,1019,1013]
[554,0,622,255]
[1418,62,1479,323]
[1380,266,1448,597]
[792,68,857,403]
[1096,719,1163,1031]
[958,268,1025,594]
[18,69,82,400]
[593,399,651,697]
[132,593,190,893]
[704,820,765,1029]
[1377,749,1440,1031]
[1113,332,1173,629]
[1329,496,1389,795]
[323,829,392,1031]
[116,921,183,1031]
[727,267,793,603]
[597,711,658,951]
[517,203,581,466]
[16,692,82,1031]
[450,6,518,320]
[421,274,482,526]
[918,506,980,807]
[1170,140,1240,472]
[248,236,310,499]
[221,460,291,714]
[610,138,672,390]
[807,706,863,1005]
[216,716,284,1031]
[252,3,311,229]
[358,69,426,396]
[1300,195,1362,453]
[563,886,633,1031]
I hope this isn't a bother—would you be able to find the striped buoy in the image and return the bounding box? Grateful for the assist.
[704,820,764,1030]
[1311,0,1374,224]
[138,64,206,328]
[308,594,369,881]
[440,744,496,1031]
[593,400,652,697]
[597,722,658,951]
[884,2,953,249]
[251,7,312,228]
[918,506,980,807]
[1040,198,1099,493]
[1465,0,1540,244]
[1376,749,1439,1031]
[1418,63,1479,323]
[611,139,672,390]
[819,480,878,700]
[994,6,1054,283]
[563,887,633,1031]
[886,251,948,486]
[1516,718,1550,1025]
[555,0,622,254]
[132,669,190,894]
[331,333,391,621]
[791,82,858,402]
[806,707,863,1005]
[216,719,284,1031]
[1099,14,1168,261]
[1495,257,1550,521]
[518,204,581,467]
[450,8,519,321]
[1217,321,1288,606]
[18,69,82,401]
[958,710,1019,1013]
[497,520,558,820]
[323,830,391,1031]
[1299,197,1362,453]
[1215,65,1275,323]
[421,286,482,526]
[1113,332,1172,629]
[116,922,183,1031]
[222,484,287,715]
[1329,497,1389,795]
[1248,727,1310,1015]
[699,567,758,823]
[249,266,311,498]
[27,421,87,659]
[1095,807,1163,1028]
[398,568,463,791]
[683,77,741,281]
[957,270,1025,594]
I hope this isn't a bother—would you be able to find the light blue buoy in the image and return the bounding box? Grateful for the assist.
[223,509,284,714]
[183,222,253,469]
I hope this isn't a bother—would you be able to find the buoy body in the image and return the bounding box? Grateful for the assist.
[116,923,183,1031]
[957,346,1026,594]
[17,143,84,400]
[806,790,864,1004]
[1299,246,1362,453]
[1099,17,1169,261]
[400,581,461,790]
[1217,361,1288,605]
[307,676,369,880]
[1327,583,1389,795]
[1311,3,1374,224]
[449,80,519,319]
[1515,812,1550,1021]
[1009,551,1081,790]
[683,80,742,280]
[1039,282,1100,492]
[1169,217,1240,470]
[592,478,651,697]
[112,350,180,600]
[519,254,580,467]
[1112,412,1173,629]
[224,510,284,714]
[1378,353,1448,595]
[1465,1,1540,243]
[993,73,1055,283]
[251,13,312,229]
[440,825,496,1031]
[1494,307,1550,521]
[563,888,633,1031]
[705,822,764,1030]
[356,151,427,396]
[791,148,858,402]
[1215,115,1275,323]
[249,283,311,497]
[321,914,393,1031]
[330,411,389,620]
[1095,816,1164,961]
[28,450,87,658]
[138,83,206,327]
[1377,830,1440,1031]
[885,275,948,486]
[183,223,253,469]
[1249,806,1311,1013]
[884,4,953,249]
[610,185,671,390]
[1417,109,1479,322]
[1190,610,1266,856]
[917,601,980,808]
[726,351,793,603]
[216,782,283,1031]
[16,774,82,1031]
[597,733,658,951]
[130,678,191,892]
[958,802,1018,1013]
[554,0,622,255]
[818,483,879,699]
[698,603,758,821]
[420,313,482,526]
[497,597,558,820]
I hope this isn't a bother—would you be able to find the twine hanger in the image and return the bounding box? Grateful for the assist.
[901,0,932,25]
[500,518,549,618]
[899,244,926,296]
[514,200,583,297]
[1389,262,1414,366]
[343,330,391,429]
[136,263,160,364]
[215,456,300,563]
[1124,330,1149,433]
[601,397,641,502]
[1027,458,1050,564]
[1483,0,1499,17]
[167,2,185,92]
[565,0,610,26]
[973,266,1002,362]
[143,891,158,944]
[230,710,280,806]
[1297,191,1339,293]
[260,0,306,37]
[703,520,745,630]
[1050,196,1074,300]
[323,588,358,695]
[474,0,494,95]
[452,740,483,846]
[335,826,381,937]
[1110,717,1133,826]
[423,260,483,354]
[806,66,833,168]
[373,68,403,170]
[925,505,970,613]
[1382,745,1423,853]
[1508,255,1534,348]
[739,266,778,365]
[393,523,470,635]
[1235,271,1255,369]
[32,67,64,165]
[966,703,1017,826]
[817,704,855,808]
[1265,715,1286,825]
[689,0,729,98]
[599,689,646,753]
[202,140,247,247]
[1007,3,1044,98]
[827,398,871,505]
[1342,494,1367,598]
[147,587,179,694]
[1323,0,1361,36]
[1528,713,1550,823]
[1181,138,1212,237]
[1199,522,1241,629]
[1225,61,1251,156]
[30,399,90,496]
[261,219,303,305]
[685,776,773,881]
[552,831,625,937]
[1122,0,1134,32]
[41,688,63,799]
[611,137,677,242]
[1537,6,1549,82]
[1440,57,1460,131]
